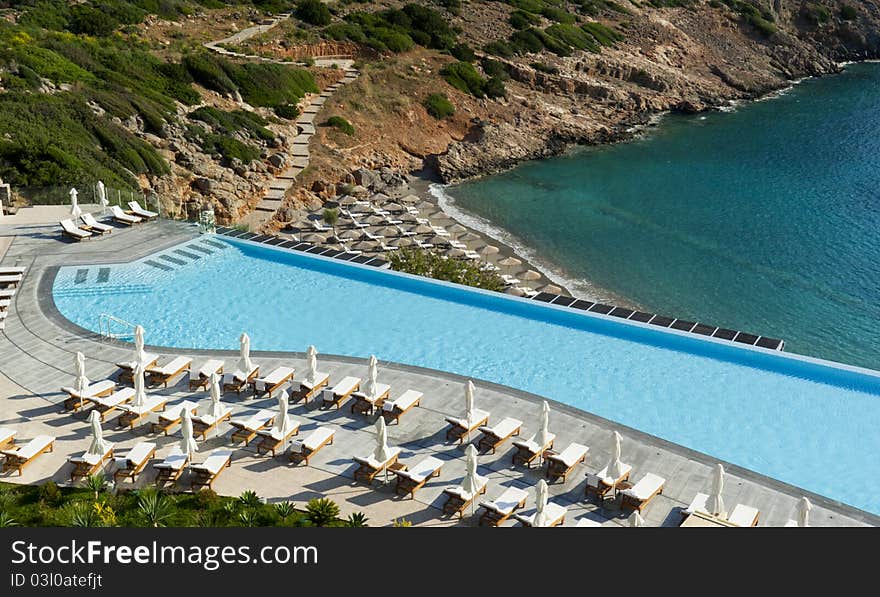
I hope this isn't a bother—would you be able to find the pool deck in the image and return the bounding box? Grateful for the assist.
[0,218,876,527]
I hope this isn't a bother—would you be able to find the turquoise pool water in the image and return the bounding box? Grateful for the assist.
[53,236,880,514]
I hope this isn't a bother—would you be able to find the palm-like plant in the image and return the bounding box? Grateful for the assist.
[66,502,99,527]
[136,488,174,528]
[305,497,340,527]
[392,517,412,528]
[0,512,19,527]
[82,474,107,500]
[274,501,297,521]
[238,509,259,527]
[345,512,369,527]
[238,490,262,509]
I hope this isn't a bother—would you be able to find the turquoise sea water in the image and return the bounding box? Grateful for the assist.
[53,237,880,514]
[446,62,880,371]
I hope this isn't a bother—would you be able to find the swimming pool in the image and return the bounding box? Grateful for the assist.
[53,235,880,514]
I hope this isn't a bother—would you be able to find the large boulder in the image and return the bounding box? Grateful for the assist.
[352,167,378,188]
[192,177,213,194]
[268,153,286,168]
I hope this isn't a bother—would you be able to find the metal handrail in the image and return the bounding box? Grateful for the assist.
[98,313,137,341]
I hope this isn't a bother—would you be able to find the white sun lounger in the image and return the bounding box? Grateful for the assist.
[289,426,335,465]
[477,417,523,454]
[620,472,666,512]
[90,387,136,421]
[116,353,160,383]
[190,449,233,490]
[68,443,115,480]
[478,486,529,526]
[147,356,192,387]
[322,376,361,409]
[351,382,391,415]
[515,501,568,527]
[585,462,633,499]
[127,200,158,220]
[442,473,489,517]
[61,379,116,411]
[60,219,92,240]
[0,298,10,309]
[154,447,189,485]
[229,408,275,444]
[512,432,557,467]
[728,503,761,527]
[150,400,198,435]
[110,205,141,225]
[0,427,16,450]
[445,408,491,443]
[0,266,26,275]
[353,446,403,484]
[393,455,444,498]
[113,441,157,482]
[252,366,295,397]
[546,442,589,482]
[222,364,260,395]
[1,435,55,475]
[117,396,169,430]
[381,389,422,424]
[255,418,302,456]
[189,359,225,390]
[191,406,234,440]
[295,371,330,403]
[80,213,114,234]
[0,289,16,299]
[0,274,23,286]
[681,492,711,518]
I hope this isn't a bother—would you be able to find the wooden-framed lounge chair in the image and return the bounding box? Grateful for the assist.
[113,441,157,482]
[61,379,116,412]
[127,200,158,221]
[229,409,275,445]
[147,356,193,388]
[0,266,26,275]
[89,387,136,422]
[68,443,115,481]
[511,432,556,467]
[445,409,490,443]
[250,366,295,398]
[727,503,761,527]
[478,486,528,527]
[584,463,633,500]
[60,219,92,241]
[255,419,302,456]
[80,213,113,234]
[116,396,168,430]
[189,449,233,491]
[288,427,335,466]
[680,492,714,521]
[381,390,422,424]
[188,359,224,391]
[321,376,360,410]
[0,427,16,450]
[350,383,391,416]
[393,455,444,499]
[292,372,330,403]
[191,406,234,440]
[1,435,55,476]
[442,475,489,518]
[544,442,589,483]
[514,501,568,527]
[110,205,141,226]
[222,365,260,396]
[620,472,666,513]
[353,446,403,484]
[476,417,523,454]
[115,354,159,385]
[154,447,189,486]
[149,400,198,436]
[0,274,23,288]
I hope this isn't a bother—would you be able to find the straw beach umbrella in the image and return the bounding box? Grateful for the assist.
[306,345,318,385]
[521,269,541,281]
[628,511,646,527]
[87,410,110,456]
[74,351,89,395]
[478,244,500,256]
[461,444,481,516]
[706,463,726,518]
[532,479,550,527]
[498,256,522,273]
[301,233,327,244]
[69,187,81,220]
[448,223,467,236]
[794,497,812,527]
[237,332,253,373]
[180,408,198,457]
[538,284,563,294]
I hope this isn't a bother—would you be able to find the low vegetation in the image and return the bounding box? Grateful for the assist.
[423,92,455,119]
[388,248,506,292]
[324,115,355,135]
[441,61,506,99]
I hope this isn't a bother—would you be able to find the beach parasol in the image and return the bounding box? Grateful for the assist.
[460,444,482,516]
[237,332,254,374]
[74,351,89,395]
[133,325,147,369]
[448,223,467,235]
[338,194,357,206]
[521,269,541,281]
[372,416,392,483]
[795,497,812,527]
[306,345,318,385]
[301,233,327,244]
[602,430,626,487]
[208,373,224,419]
[69,187,81,220]
[706,463,726,517]
[363,355,379,399]
[497,256,522,272]
[87,410,110,456]
[400,194,420,204]
[445,247,467,259]
[478,244,500,256]
[272,390,292,437]
[132,362,147,409]
[505,287,526,297]
[538,284,563,294]
[97,181,108,214]
[180,408,198,457]
[535,400,551,465]
[532,479,550,527]
[459,232,481,242]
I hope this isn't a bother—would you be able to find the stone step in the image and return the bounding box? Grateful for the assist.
[290,156,310,168]
[277,167,304,180]
[296,113,316,125]
[264,188,285,200]
[303,106,320,114]
[290,145,309,157]
[269,181,289,190]
[256,203,282,213]
[298,124,316,135]
[292,133,311,144]
[311,97,327,106]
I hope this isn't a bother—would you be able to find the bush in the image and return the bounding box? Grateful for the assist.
[484,76,506,98]
[581,21,624,46]
[481,57,509,79]
[325,115,354,135]
[37,481,63,506]
[441,61,487,97]
[509,9,538,30]
[450,42,475,62]
[540,6,576,24]
[484,40,514,58]
[531,62,559,74]
[423,92,455,119]
[388,248,506,291]
[295,0,333,26]
[840,5,858,20]
[274,103,300,119]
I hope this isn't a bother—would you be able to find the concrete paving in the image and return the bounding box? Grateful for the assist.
[0,218,875,527]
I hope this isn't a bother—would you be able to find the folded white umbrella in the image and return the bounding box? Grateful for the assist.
[305,345,318,384]
[796,496,812,527]
[87,410,109,456]
[465,380,476,425]
[74,351,89,395]
[133,325,147,369]
[97,180,108,214]
[363,354,379,399]
[602,430,626,485]
[706,463,726,517]
[69,187,81,220]
[237,332,254,373]
[628,511,645,527]
[208,373,224,420]
[372,415,391,464]
[132,362,147,409]
[535,400,551,448]
[460,444,481,505]
[532,479,549,527]
[272,390,291,436]
[180,408,198,457]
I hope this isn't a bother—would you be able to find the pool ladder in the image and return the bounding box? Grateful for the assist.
[98,313,137,341]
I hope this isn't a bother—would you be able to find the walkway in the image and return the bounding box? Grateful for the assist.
[0,218,874,527]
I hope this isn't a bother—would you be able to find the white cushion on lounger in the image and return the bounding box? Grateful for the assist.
[0,274,23,284]
[621,472,666,501]
[191,449,232,474]
[81,213,113,232]
[71,444,114,466]
[479,417,522,438]
[259,418,301,441]
[354,446,401,470]
[445,474,489,501]
[232,409,274,431]
[160,400,198,421]
[110,205,141,223]
[291,427,334,453]
[116,353,159,371]
[683,492,709,516]
[516,501,567,526]
[327,376,360,396]
[155,448,188,471]
[446,408,491,430]
[61,219,91,238]
[192,406,233,426]
[481,486,528,515]
[191,359,224,380]
[576,516,603,528]
[122,441,156,467]
[121,396,167,415]
[300,372,329,390]
[151,356,192,376]
[223,365,259,384]
[383,389,422,412]
[397,456,444,483]
[595,462,633,486]
[8,435,54,459]
[254,366,294,390]
[62,379,115,399]
[91,387,135,408]
[0,427,15,445]
[353,382,390,404]
[728,503,760,527]
[512,433,557,454]
[550,443,589,467]
[0,266,26,274]
[128,201,157,218]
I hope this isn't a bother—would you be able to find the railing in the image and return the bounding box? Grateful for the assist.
[97,313,137,341]
[6,184,162,218]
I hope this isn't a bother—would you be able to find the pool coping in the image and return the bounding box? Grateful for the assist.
[38,255,880,526]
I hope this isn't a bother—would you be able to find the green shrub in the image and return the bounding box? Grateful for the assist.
[484,40,515,58]
[423,92,455,119]
[274,103,300,119]
[484,76,506,98]
[840,4,858,20]
[481,57,509,79]
[450,42,475,62]
[441,61,487,98]
[388,248,506,291]
[803,3,831,26]
[540,6,576,24]
[581,21,624,46]
[295,0,333,26]
[531,62,559,74]
[325,115,354,135]
[509,9,539,30]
